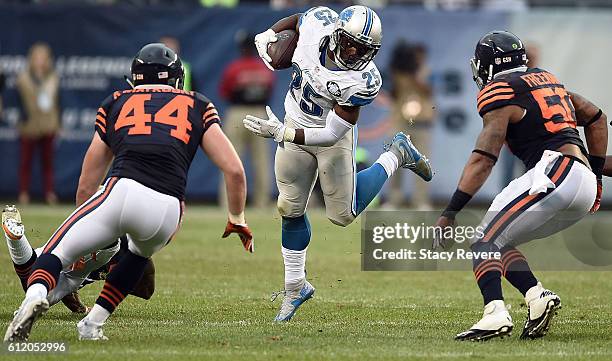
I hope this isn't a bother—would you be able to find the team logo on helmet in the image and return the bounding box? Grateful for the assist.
[339,8,354,23]
[327,81,342,97]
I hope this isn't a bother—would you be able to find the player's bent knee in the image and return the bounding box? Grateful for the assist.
[328,213,355,227]
[131,259,155,300]
[277,197,306,218]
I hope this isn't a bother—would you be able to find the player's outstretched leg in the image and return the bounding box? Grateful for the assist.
[2,205,37,291]
[354,132,432,215]
[274,214,315,322]
[455,241,513,341]
[4,254,60,342]
[77,250,150,340]
[500,246,561,339]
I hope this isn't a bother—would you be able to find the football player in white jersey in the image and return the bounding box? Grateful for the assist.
[245,6,433,322]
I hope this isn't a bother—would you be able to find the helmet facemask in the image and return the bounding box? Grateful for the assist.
[470,57,493,91]
[330,28,380,71]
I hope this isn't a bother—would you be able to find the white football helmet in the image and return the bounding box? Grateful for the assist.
[329,5,382,71]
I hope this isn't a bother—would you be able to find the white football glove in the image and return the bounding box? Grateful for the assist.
[243,106,286,143]
[254,29,277,71]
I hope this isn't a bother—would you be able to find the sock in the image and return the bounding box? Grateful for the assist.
[281,215,311,251]
[501,246,538,296]
[26,253,62,295]
[282,247,307,291]
[95,250,149,314]
[25,283,48,301]
[355,162,391,215]
[14,251,37,291]
[87,304,111,324]
[5,233,33,265]
[374,151,399,178]
[471,242,504,305]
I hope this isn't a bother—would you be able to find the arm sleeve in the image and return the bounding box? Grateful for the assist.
[301,109,353,147]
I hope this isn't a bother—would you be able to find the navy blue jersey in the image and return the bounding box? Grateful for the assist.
[95,87,220,199]
[477,68,586,169]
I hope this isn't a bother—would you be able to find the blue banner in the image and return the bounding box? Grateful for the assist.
[0,5,507,201]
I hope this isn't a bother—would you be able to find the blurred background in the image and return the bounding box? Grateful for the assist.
[0,0,611,208]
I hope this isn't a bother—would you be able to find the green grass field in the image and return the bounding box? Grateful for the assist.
[1,205,611,360]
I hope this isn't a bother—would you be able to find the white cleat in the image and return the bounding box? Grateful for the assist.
[273,280,315,322]
[2,205,24,240]
[456,300,513,341]
[4,297,49,342]
[77,318,108,341]
[520,282,561,339]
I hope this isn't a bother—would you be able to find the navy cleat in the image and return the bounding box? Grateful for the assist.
[272,280,315,322]
[385,132,433,181]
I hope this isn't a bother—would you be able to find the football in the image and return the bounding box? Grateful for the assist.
[268,29,298,70]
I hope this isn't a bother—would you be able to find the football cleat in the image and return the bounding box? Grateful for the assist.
[273,280,315,322]
[520,282,561,339]
[4,297,49,342]
[2,205,24,240]
[456,300,513,341]
[385,132,433,181]
[77,318,108,341]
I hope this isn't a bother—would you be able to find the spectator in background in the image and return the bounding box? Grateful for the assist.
[388,40,435,210]
[218,31,275,208]
[159,36,194,91]
[16,42,60,205]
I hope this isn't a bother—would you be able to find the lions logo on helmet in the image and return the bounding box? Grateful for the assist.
[329,6,382,71]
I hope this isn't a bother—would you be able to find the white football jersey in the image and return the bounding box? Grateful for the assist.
[283,6,382,128]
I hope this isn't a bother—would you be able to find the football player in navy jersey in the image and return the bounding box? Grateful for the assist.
[433,31,607,341]
[5,43,253,342]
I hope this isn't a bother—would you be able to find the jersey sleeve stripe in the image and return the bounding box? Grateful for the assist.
[97,107,106,117]
[347,95,375,106]
[477,94,515,112]
[205,115,220,123]
[355,90,379,98]
[95,123,106,133]
[203,108,218,119]
[477,82,510,99]
[96,115,106,125]
[477,88,514,107]
[203,118,220,133]
[477,86,514,103]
